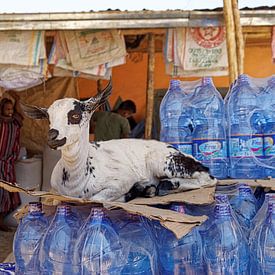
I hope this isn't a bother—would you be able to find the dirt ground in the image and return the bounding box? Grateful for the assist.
[0,228,16,262]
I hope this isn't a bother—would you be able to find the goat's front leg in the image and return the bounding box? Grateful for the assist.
[91,188,126,202]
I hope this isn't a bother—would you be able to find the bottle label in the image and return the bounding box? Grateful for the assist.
[229,134,263,158]
[170,142,193,155]
[192,139,227,161]
[264,133,275,157]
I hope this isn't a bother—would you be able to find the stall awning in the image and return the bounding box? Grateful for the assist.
[0,9,274,30]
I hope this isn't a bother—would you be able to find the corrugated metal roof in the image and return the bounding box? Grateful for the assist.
[0,9,273,30]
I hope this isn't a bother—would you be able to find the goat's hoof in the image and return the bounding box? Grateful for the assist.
[157,180,179,196]
[144,185,157,197]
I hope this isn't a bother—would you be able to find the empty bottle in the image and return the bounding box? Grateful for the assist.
[73,207,125,275]
[159,203,205,274]
[251,201,275,274]
[201,203,250,274]
[226,74,264,178]
[39,204,81,275]
[13,202,48,275]
[178,106,193,156]
[160,80,182,148]
[262,76,275,177]
[249,193,275,246]
[192,77,227,179]
[116,213,158,275]
[229,184,258,238]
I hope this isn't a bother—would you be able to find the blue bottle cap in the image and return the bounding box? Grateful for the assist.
[169,79,180,90]
[268,76,275,85]
[91,207,105,218]
[237,74,249,83]
[238,185,252,197]
[214,203,231,217]
[265,193,275,201]
[202,77,213,86]
[56,204,72,215]
[28,202,42,213]
[267,201,275,214]
[215,194,229,203]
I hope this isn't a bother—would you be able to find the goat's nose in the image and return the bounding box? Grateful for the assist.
[48,128,59,141]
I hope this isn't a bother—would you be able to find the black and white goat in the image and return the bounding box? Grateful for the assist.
[22,81,217,202]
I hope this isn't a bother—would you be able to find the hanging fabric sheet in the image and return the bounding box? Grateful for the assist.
[0,30,48,90]
[0,31,46,66]
[165,27,228,77]
[48,30,126,79]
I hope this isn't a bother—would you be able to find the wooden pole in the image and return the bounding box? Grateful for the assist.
[232,0,244,75]
[223,0,238,83]
[145,33,155,139]
[97,79,102,93]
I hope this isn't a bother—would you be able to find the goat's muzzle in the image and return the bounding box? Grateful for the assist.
[48,128,67,149]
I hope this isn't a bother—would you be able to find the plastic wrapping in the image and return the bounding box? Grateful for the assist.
[226,74,275,179]
[160,77,227,179]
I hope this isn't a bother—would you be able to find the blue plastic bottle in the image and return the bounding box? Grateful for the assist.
[159,203,205,274]
[249,193,275,245]
[229,184,258,238]
[116,213,158,275]
[263,76,275,177]
[226,74,264,178]
[192,77,227,179]
[73,207,124,275]
[160,79,182,148]
[39,204,81,275]
[178,107,193,156]
[251,201,275,274]
[201,203,250,274]
[13,202,48,275]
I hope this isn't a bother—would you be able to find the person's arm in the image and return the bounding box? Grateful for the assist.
[121,118,131,138]
[8,90,24,118]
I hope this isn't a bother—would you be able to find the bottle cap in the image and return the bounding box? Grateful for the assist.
[215,194,229,203]
[268,76,275,86]
[91,207,105,218]
[238,184,253,197]
[238,74,249,83]
[267,201,275,214]
[169,79,180,90]
[214,203,231,217]
[56,204,72,215]
[265,193,275,201]
[28,202,42,213]
[202,77,212,86]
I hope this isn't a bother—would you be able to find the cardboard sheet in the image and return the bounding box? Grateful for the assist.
[0,180,208,239]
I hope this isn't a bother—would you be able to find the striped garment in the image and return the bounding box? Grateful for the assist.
[0,113,22,214]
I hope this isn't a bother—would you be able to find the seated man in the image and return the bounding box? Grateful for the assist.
[90,100,136,141]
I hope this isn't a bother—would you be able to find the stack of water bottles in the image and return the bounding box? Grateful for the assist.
[13,185,275,274]
[13,202,158,275]
[160,74,275,179]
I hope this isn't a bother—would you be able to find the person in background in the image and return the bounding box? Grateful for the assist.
[90,100,136,141]
[0,91,23,231]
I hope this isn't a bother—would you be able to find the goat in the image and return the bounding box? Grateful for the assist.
[21,81,217,202]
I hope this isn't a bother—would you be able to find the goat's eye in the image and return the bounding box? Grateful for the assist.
[68,110,82,124]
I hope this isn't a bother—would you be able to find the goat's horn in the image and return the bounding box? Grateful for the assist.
[85,78,112,112]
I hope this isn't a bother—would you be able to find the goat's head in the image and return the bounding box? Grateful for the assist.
[21,80,112,150]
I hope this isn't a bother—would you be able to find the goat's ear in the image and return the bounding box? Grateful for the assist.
[84,78,112,112]
[20,102,49,120]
